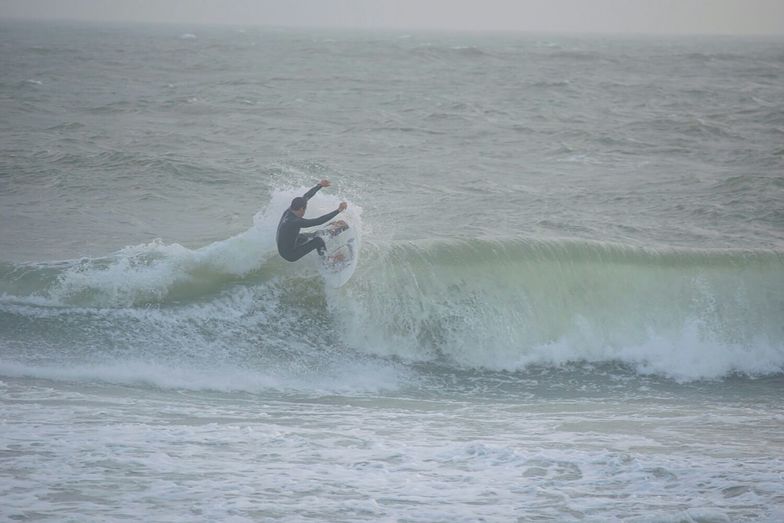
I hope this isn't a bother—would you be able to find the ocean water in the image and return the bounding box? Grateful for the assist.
[1,19,784,522]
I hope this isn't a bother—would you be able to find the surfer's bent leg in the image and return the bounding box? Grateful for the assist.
[295,232,316,245]
[284,235,326,262]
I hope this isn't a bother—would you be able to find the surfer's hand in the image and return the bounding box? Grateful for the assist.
[338,202,347,212]
[319,179,331,188]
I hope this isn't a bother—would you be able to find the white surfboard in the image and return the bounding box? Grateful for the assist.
[316,220,359,288]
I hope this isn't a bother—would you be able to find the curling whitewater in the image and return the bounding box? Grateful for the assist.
[1,194,782,386]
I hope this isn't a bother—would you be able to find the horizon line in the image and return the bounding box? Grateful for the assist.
[3,14,784,38]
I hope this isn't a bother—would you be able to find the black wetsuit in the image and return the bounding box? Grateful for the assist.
[276,185,340,262]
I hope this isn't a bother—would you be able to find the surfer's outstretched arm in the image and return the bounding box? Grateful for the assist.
[293,203,346,228]
[294,209,341,229]
[302,179,331,201]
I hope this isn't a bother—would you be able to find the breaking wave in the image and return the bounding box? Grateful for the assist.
[1,191,783,384]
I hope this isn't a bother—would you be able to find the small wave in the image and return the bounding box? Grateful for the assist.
[760,109,784,127]
[711,174,774,193]
[624,116,738,140]
[547,50,603,62]
[450,45,487,57]
[410,44,491,61]
[45,121,85,131]
[681,51,744,63]
[530,80,572,89]
[0,358,405,395]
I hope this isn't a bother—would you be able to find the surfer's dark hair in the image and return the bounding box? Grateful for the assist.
[290,197,307,211]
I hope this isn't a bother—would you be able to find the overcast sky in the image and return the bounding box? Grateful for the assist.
[2,0,784,35]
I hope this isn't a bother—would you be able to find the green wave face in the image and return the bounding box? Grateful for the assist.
[337,239,784,374]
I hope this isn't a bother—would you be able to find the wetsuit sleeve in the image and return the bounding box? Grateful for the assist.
[302,184,322,201]
[293,209,340,229]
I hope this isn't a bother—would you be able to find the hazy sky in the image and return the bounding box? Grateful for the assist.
[2,0,784,35]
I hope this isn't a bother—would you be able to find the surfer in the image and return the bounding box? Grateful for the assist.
[276,180,347,262]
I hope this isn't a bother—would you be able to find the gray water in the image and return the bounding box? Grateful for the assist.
[1,19,783,522]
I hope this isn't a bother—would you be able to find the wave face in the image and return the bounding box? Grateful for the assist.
[337,239,784,380]
[1,195,782,385]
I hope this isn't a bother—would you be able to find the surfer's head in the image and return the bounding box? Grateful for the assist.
[290,197,307,217]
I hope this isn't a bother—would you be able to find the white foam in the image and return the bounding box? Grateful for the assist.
[2,387,779,522]
[14,187,361,308]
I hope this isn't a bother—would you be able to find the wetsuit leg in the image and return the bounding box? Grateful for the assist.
[296,232,317,245]
[286,234,326,262]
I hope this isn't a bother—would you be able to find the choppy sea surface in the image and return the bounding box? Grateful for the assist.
[1,19,783,522]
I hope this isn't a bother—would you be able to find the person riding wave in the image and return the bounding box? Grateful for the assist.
[275,180,347,262]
